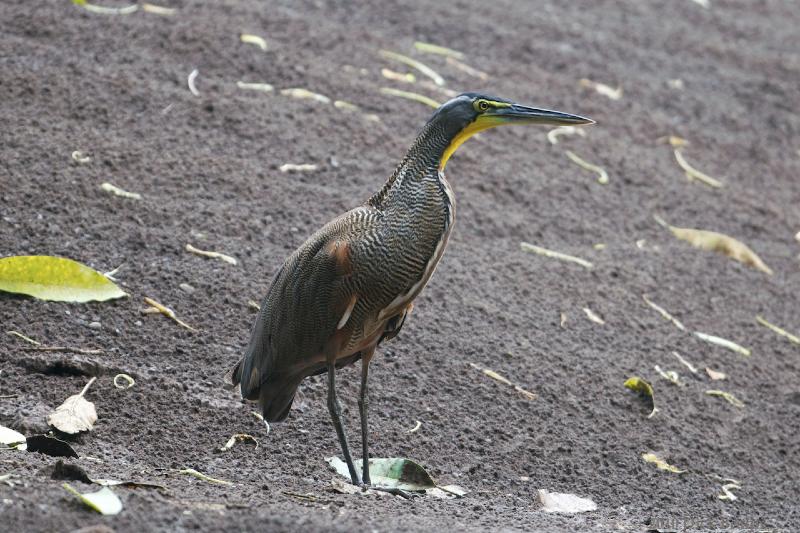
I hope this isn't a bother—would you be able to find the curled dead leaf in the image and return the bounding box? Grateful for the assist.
[48,377,98,434]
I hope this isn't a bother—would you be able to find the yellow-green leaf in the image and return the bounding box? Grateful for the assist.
[0,256,127,302]
[642,452,686,473]
[624,376,658,418]
[63,483,123,515]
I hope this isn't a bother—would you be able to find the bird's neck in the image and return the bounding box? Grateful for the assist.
[367,119,459,210]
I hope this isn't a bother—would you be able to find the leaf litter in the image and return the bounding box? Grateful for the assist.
[185,243,238,265]
[63,483,123,515]
[673,149,724,188]
[379,87,440,109]
[694,331,751,357]
[240,33,267,51]
[48,377,98,434]
[327,457,466,498]
[579,78,622,100]
[142,297,197,331]
[537,489,597,513]
[378,49,445,86]
[641,453,686,474]
[755,315,800,345]
[468,362,536,400]
[624,377,658,418]
[705,390,744,408]
[0,255,127,302]
[520,242,593,269]
[564,150,609,184]
[654,215,773,275]
[101,182,141,200]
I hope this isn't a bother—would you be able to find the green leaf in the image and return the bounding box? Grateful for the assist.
[327,457,435,491]
[0,256,127,302]
[63,483,123,515]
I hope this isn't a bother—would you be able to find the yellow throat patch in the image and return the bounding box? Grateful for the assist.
[439,114,506,171]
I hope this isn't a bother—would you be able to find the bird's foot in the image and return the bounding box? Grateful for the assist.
[361,484,417,499]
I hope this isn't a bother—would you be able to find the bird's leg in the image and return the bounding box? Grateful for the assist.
[327,361,359,485]
[358,348,375,486]
[355,348,415,500]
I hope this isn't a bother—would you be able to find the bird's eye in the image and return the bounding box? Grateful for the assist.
[476,100,490,112]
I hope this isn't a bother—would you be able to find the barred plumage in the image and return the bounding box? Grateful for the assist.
[226,92,592,489]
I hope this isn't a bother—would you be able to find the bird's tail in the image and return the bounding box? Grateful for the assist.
[224,355,299,423]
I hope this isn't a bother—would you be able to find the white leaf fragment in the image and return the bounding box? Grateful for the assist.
[520,242,593,269]
[538,489,597,513]
[101,182,141,200]
[583,307,605,325]
[187,69,200,96]
[0,425,27,450]
[237,81,274,93]
[48,377,98,434]
[279,163,318,173]
[694,332,751,357]
[240,33,267,51]
[63,483,122,515]
[185,243,238,265]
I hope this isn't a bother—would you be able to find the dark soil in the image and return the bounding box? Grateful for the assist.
[2,1,799,531]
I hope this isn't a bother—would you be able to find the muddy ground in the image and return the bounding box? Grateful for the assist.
[1,0,799,531]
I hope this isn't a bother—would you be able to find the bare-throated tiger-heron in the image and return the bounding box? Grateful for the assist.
[227,92,593,493]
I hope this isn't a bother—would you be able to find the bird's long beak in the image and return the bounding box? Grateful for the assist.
[488,104,594,126]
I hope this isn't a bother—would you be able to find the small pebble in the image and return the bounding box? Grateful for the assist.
[179,283,196,294]
[88,321,101,330]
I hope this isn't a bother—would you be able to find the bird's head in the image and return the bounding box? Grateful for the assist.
[430,92,594,170]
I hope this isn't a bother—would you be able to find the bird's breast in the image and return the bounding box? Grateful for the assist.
[376,171,455,321]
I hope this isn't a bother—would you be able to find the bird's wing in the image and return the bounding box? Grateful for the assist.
[234,210,371,402]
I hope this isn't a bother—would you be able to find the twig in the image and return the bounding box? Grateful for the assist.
[520,242,593,269]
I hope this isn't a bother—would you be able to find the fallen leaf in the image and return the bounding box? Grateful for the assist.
[718,482,741,501]
[279,163,318,173]
[100,182,141,200]
[236,81,274,93]
[672,351,698,374]
[624,376,658,418]
[654,365,682,386]
[25,434,79,458]
[0,425,27,450]
[327,457,466,497]
[379,87,440,109]
[240,33,267,51]
[583,307,605,325]
[642,452,686,473]
[413,41,464,59]
[705,367,727,380]
[381,68,416,83]
[547,126,587,145]
[185,243,238,265]
[71,151,91,164]
[0,255,127,302]
[564,150,609,184]
[187,68,199,96]
[673,149,724,188]
[655,216,772,275]
[113,374,135,389]
[520,242,593,269]
[642,295,686,331]
[537,489,597,513]
[179,468,232,485]
[579,78,622,100]
[378,50,445,86]
[219,433,258,452]
[694,331,751,357]
[406,420,422,433]
[63,483,123,515]
[469,362,536,400]
[755,315,800,345]
[141,3,176,15]
[72,0,138,15]
[280,88,330,104]
[143,297,197,331]
[48,377,98,434]
[705,390,744,408]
